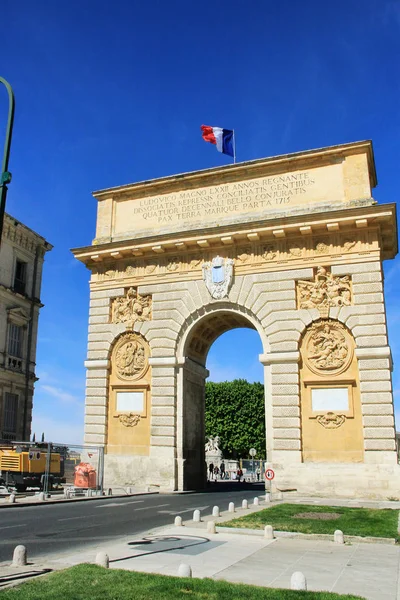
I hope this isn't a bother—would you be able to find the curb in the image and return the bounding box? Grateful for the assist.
[0,491,159,509]
[216,526,397,545]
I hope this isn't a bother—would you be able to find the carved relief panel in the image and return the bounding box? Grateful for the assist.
[297,266,352,317]
[107,331,151,455]
[110,287,152,326]
[299,319,363,463]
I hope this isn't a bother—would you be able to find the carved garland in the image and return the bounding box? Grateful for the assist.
[316,412,346,429]
[117,413,141,427]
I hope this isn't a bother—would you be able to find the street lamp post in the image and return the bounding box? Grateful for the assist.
[0,77,15,247]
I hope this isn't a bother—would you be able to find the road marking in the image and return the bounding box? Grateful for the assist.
[0,524,27,530]
[135,503,170,511]
[158,505,210,516]
[95,500,145,508]
[58,516,87,522]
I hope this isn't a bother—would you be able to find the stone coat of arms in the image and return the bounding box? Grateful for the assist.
[202,255,234,299]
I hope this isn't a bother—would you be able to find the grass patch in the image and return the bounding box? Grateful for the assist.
[0,564,364,599]
[223,503,399,538]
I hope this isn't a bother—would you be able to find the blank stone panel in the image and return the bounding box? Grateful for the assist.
[361,392,393,404]
[361,404,393,416]
[363,416,394,427]
[358,369,391,382]
[364,427,395,439]
[271,384,299,396]
[272,428,301,439]
[270,373,299,385]
[272,391,300,405]
[331,262,381,275]
[273,417,301,428]
[364,439,396,451]
[273,439,301,450]
[356,335,388,348]
[273,406,300,417]
[271,363,299,375]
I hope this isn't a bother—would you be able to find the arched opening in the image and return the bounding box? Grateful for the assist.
[177,309,266,490]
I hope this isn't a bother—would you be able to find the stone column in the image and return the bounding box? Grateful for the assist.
[332,262,397,465]
[84,286,124,445]
[177,357,209,491]
[84,359,109,445]
[260,351,301,477]
[149,356,177,490]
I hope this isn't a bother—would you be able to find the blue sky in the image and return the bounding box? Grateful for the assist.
[1,0,400,444]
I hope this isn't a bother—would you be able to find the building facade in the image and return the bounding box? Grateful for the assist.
[0,214,52,442]
[73,140,400,499]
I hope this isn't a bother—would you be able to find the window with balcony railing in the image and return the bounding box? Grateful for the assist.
[8,324,22,357]
[2,393,18,439]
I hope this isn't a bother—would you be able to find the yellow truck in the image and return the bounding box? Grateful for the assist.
[0,445,66,492]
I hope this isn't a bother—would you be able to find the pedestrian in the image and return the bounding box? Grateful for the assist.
[208,462,214,481]
[237,468,243,483]
[256,466,260,481]
[214,466,219,480]
[220,461,225,480]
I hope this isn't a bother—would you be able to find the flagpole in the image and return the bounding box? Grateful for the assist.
[233,129,236,164]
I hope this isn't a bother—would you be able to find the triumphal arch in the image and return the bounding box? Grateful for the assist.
[73,140,399,498]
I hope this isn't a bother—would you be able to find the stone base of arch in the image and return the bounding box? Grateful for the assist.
[267,461,400,500]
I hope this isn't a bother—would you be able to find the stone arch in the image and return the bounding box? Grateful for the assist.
[174,302,267,490]
[176,300,270,363]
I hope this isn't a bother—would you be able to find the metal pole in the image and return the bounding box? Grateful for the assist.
[43,442,51,496]
[0,77,15,247]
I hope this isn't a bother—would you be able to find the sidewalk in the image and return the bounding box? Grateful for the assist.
[2,525,397,599]
[1,496,400,599]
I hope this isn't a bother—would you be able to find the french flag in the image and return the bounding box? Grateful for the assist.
[201,125,234,158]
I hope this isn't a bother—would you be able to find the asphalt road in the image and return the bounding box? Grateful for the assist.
[0,483,264,563]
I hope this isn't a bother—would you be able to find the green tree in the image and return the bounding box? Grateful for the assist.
[205,379,266,459]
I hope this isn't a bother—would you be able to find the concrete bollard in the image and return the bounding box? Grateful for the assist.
[291,571,307,591]
[264,525,274,539]
[178,563,192,578]
[242,499,248,509]
[12,545,27,567]
[228,502,235,513]
[9,493,16,504]
[212,505,220,517]
[193,509,201,522]
[174,516,183,527]
[38,492,45,502]
[334,529,344,544]
[207,520,216,534]
[254,497,259,506]
[96,552,109,568]
[265,493,271,503]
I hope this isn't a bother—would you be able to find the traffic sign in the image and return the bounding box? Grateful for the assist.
[265,468,275,480]
[249,448,257,457]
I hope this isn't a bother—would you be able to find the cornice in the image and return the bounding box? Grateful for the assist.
[72,201,397,266]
